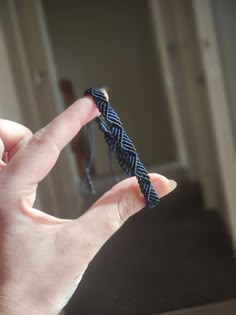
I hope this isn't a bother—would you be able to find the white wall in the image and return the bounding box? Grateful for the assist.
[0,4,45,209]
[212,0,236,142]
[0,0,83,218]
[0,20,23,122]
[42,0,177,176]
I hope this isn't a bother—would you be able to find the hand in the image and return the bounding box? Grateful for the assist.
[0,94,176,315]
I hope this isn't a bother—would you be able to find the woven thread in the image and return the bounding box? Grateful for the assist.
[85,122,96,195]
[84,87,159,208]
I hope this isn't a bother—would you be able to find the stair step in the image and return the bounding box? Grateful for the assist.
[66,209,236,314]
[159,298,236,315]
[160,180,203,209]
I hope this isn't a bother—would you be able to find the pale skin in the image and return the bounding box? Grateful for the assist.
[0,92,176,314]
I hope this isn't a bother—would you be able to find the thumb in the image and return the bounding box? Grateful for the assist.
[64,174,177,265]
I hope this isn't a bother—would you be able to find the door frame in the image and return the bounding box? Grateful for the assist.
[149,0,236,248]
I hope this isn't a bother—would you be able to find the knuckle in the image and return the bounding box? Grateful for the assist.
[23,128,33,139]
[31,127,47,145]
[116,194,136,225]
[31,127,60,155]
[100,187,140,232]
[106,206,122,233]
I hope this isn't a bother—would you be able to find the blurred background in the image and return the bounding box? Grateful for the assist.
[1,0,236,314]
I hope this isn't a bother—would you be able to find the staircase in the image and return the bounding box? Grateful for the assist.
[65,164,236,314]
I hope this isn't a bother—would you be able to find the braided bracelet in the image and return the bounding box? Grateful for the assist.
[84,87,160,208]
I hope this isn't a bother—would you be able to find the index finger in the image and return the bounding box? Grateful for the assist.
[6,95,101,187]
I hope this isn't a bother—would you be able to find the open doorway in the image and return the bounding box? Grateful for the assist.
[42,0,178,177]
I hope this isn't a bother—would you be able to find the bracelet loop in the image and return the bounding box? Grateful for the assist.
[84,87,159,208]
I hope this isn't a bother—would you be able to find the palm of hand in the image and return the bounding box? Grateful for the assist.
[0,96,172,315]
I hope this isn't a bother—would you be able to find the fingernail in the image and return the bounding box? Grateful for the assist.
[169,179,177,192]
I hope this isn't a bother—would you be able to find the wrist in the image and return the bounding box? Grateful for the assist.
[0,298,43,315]
[0,289,53,315]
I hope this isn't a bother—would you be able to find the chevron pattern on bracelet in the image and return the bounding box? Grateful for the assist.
[84,87,159,208]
